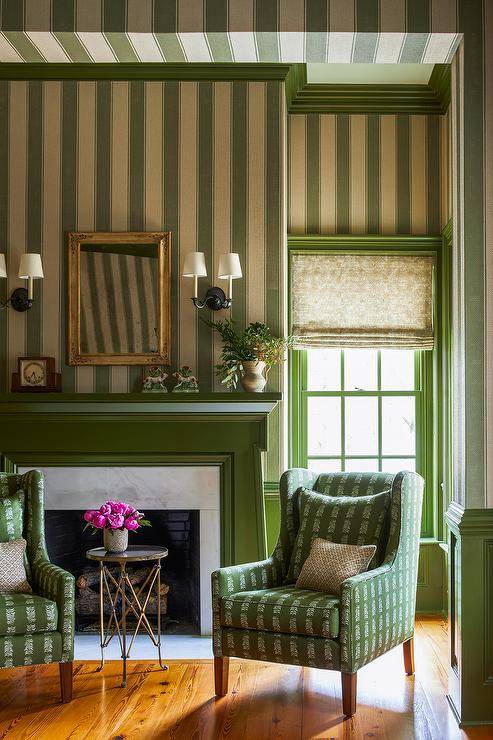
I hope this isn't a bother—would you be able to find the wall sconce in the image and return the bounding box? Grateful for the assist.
[0,253,44,311]
[182,251,242,310]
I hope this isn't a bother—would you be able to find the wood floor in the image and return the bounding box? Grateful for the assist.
[0,616,491,739]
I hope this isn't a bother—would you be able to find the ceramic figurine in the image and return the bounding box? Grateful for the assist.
[142,366,168,392]
[172,365,199,393]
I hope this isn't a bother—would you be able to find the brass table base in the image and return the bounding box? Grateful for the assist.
[96,560,168,687]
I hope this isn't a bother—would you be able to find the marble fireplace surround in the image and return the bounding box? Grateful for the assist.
[19,465,219,635]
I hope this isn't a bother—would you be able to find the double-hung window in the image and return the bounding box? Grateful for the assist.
[288,237,446,541]
[292,348,421,475]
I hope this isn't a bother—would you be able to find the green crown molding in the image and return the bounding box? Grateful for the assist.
[287,63,451,114]
[288,235,442,251]
[0,62,292,81]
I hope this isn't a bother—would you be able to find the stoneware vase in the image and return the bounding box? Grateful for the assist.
[104,527,129,553]
[240,360,267,393]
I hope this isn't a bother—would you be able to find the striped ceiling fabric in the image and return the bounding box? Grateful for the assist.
[0,1,461,64]
[0,31,461,64]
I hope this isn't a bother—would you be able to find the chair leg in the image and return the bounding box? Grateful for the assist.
[59,661,73,703]
[403,636,415,676]
[341,672,357,717]
[214,656,229,696]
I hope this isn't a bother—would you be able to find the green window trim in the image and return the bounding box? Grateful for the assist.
[287,234,450,543]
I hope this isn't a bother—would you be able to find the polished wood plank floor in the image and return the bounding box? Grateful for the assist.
[0,616,490,739]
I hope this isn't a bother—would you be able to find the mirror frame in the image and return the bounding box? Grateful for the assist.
[67,231,171,366]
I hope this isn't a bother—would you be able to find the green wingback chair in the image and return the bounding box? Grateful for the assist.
[0,470,75,702]
[212,470,423,716]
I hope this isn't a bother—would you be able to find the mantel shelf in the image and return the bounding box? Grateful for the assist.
[0,392,282,415]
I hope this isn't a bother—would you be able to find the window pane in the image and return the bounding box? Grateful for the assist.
[344,349,378,390]
[382,397,416,455]
[307,397,341,455]
[345,397,378,454]
[307,349,341,390]
[344,458,379,472]
[308,459,342,473]
[381,458,416,473]
[381,350,415,390]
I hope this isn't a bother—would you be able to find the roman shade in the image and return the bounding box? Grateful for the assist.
[290,253,435,349]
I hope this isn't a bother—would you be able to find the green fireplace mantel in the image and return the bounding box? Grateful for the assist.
[0,392,281,566]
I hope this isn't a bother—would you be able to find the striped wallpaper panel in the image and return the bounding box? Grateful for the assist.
[288,111,450,235]
[0,80,283,407]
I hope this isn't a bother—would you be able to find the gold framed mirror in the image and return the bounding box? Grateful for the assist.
[67,231,171,366]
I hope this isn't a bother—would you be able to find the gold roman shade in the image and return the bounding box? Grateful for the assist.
[290,253,435,349]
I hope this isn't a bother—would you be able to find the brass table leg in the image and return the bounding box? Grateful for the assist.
[97,562,104,672]
[97,557,168,687]
[121,562,127,688]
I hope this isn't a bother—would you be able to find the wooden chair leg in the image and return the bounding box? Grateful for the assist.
[59,661,73,703]
[214,656,229,697]
[341,672,357,717]
[403,636,415,676]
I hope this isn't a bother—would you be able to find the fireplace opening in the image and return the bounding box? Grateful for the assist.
[45,510,201,634]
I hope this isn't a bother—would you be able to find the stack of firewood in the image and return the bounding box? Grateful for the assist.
[76,567,169,618]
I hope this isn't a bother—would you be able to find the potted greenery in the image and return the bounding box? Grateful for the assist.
[210,320,294,392]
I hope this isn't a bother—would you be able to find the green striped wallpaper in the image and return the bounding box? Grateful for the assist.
[0,80,284,409]
[288,111,451,235]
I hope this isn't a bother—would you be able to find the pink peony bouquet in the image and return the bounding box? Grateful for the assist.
[83,500,151,533]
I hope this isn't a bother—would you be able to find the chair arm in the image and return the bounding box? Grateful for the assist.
[211,557,281,599]
[340,561,413,673]
[211,558,281,657]
[32,558,75,662]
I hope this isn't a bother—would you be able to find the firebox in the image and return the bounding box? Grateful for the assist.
[44,510,201,634]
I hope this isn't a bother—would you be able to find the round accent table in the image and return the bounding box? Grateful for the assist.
[86,545,169,687]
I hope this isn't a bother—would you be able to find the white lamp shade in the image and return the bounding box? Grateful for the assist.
[0,254,6,279]
[218,253,242,279]
[18,253,44,279]
[182,252,207,277]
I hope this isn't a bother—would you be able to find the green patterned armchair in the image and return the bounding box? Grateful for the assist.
[0,470,75,702]
[212,470,423,716]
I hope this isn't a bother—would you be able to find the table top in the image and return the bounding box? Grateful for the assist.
[86,545,168,563]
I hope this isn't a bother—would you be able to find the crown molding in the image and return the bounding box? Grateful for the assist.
[0,62,291,81]
[287,63,451,115]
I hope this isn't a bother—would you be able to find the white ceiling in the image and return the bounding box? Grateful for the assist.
[306,63,435,85]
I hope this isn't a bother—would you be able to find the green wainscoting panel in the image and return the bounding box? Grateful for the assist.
[445,503,493,726]
[0,393,280,567]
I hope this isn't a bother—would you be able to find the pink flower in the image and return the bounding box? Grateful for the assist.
[106,513,124,529]
[99,503,112,516]
[123,504,136,516]
[124,518,140,531]
[111,501,127,515]
[92,514,107,529]
[84,510,98,522]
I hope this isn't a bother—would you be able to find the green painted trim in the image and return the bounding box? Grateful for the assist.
[288,235,442,249]
[446,502,493,535]
[288,64,451,114]
[0,392,281,406]
[429,64,451,110]
[0,63,292,81]
[444,502,493,725]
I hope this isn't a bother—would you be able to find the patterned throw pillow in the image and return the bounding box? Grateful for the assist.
[0,491,25,542]
[296,539,377,595]
[286,487,391,583]
[0,538,32,594]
